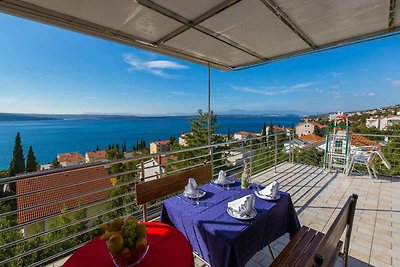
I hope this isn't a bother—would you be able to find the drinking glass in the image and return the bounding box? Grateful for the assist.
[192,192,199,205]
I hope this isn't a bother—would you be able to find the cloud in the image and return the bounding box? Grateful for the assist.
[328,91,341,99]
[391,80,400,87]
[123,53,189,78]
[170,91,190,96]
[231,82,316,96]
[353,92,376,97]
[330,72,344,78]
[315,89,323,93]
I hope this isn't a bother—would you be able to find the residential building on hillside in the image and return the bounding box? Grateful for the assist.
[284,134,325,152]
[265,125,293,137]
[149,140,171,154]
[57,152,84,167]
[233,131,260,140]
[138,155,176,181]
[225,148,253,167]
[179,132,191,147]
[295,121,325,136]
[366,116,400,130]
[85,150,108,163]
[16,166,111,236]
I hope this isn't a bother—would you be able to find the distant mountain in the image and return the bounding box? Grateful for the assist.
[0,113,59,121]
[0,110,304,122]
[218,109,303,116]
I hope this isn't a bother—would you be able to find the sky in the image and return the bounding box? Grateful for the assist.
[0,13,399,115]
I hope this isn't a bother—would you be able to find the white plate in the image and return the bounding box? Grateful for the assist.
[227,207,257,220]
[213,179,235,186]
[183,189,206,199]
[255,191,281,201]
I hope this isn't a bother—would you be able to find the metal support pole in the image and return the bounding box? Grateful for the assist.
[207,63,214,178]
[140,159,148,222]
[274,134,278,173]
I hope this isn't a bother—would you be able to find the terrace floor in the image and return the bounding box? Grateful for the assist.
[195,162,400,267]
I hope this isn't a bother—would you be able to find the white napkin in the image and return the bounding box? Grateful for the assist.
[184,178,198,197]
[228,194,255,216]
[260,181,279,198]
[215,170,229,185]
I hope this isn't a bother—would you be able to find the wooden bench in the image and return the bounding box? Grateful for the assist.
[135,164,212,221]
[271,194,358,267]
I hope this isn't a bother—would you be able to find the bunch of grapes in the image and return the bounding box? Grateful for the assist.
[122,220,137,249]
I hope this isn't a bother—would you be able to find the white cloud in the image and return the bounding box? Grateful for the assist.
[353,92,376,97]
[231,82,316,96]
[170,91,190,96]
[328,91,341,99]
[123,53,189,78]
[315,89,323,93]
[331,72,344,78]
[391,80,400,87]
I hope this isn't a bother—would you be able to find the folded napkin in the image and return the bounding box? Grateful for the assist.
[215,170,229,184]
[184,178,198,197]
[260,181,279,198]
[228,194,255,216]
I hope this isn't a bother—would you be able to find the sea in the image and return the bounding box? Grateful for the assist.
[0,116,300,169]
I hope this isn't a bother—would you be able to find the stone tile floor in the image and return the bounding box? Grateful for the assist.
[194,162,400,267]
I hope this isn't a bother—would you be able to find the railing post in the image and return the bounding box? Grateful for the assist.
[210,146,214,179]
[249,139,253,177]
[158,154,162,178]
[274,134,278,173]
[140,159,148,222]
[290,132,295,164]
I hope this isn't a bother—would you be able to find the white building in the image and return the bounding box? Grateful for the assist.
[233,131,260,140]
[295,121,324,137]
[225,148,254,167]
[366,116,400,130]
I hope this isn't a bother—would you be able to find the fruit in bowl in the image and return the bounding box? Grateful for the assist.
[99,216,149,267]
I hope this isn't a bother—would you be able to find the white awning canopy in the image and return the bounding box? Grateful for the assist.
[1,0,399,70]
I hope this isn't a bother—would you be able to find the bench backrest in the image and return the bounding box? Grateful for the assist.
[314,194,358,266]
[135,164,212,205]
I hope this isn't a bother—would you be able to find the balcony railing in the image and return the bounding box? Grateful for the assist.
[0,131,398,267]
[0,132,290,267]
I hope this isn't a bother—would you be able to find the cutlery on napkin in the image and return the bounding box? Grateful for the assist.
[228,194,255,217]
[259,181,280,198]
[215,170,229,185]
[184,178,198,197]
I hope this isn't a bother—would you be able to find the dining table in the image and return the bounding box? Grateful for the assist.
[63,222,194,267]
[160,179,301,267]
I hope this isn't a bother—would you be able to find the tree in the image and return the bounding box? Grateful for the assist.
[185,109,220,147]
[176,110,224,170]
[261,122,267,144]
[50,158,61,169]
[227,128,232,141]
[9,132,25,177]
[267,121,274,145]
[26,146,38,173]
[96,145,100,151]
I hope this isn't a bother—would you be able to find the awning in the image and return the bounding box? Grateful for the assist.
[1,0,399,70]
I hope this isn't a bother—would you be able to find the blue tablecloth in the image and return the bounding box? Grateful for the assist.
[160,180,301,267]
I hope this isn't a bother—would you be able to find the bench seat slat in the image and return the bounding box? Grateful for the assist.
[270,226,310,267]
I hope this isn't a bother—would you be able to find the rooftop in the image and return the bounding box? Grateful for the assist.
[16,166,110,224]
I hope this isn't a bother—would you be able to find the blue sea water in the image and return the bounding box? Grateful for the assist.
[0,116,300,169]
